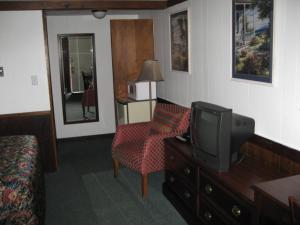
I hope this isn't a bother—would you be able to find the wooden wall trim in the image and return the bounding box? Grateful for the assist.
[0,1,168,10]
[0,111,51,118]
[0,111,58,172]
[0,0,187,10]
[167,0,187,7]
[42,11,59,171]
[248,134,300,164]
[157,97,175,104]
[57,133,115,143]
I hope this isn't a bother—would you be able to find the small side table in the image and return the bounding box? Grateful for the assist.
[116,98,156,125]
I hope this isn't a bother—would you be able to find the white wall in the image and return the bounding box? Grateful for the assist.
[47,14,139,138]
[151,0,300,150]
[0,11,50,114]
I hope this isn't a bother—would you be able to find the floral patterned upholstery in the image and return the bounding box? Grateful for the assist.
[112,103,190,175]
[0,135,45,225]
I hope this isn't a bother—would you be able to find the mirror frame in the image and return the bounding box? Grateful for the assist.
[58,33,99,124]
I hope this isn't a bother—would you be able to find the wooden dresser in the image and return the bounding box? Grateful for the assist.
[163,137,300,225]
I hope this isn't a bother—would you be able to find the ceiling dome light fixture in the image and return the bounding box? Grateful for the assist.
[92,10,107,19]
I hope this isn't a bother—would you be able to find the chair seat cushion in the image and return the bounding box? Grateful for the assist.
[112,140,145,172]
[149,107,183,134]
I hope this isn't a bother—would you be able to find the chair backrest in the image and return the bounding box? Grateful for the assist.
[289,196,300,225]
[150,103,190,134]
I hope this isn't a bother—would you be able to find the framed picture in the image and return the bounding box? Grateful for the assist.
[233,0,273,83]
[170,10,189,72]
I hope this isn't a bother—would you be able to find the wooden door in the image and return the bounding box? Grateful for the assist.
[110,19,154,99]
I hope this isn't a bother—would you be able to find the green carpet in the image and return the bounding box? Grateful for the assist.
[82,168,188,225]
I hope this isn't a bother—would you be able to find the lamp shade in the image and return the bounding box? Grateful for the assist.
[138,60,163,82]
[92,10,107,19]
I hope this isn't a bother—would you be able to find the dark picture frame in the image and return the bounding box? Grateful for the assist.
[170,10,189,72]
[233,0,273,83]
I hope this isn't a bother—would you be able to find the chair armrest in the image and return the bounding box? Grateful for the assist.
[112,122,151,148]
[143,129,186,156]
[141,129,187,174]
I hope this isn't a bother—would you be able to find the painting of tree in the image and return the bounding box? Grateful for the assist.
[233,0,273,83]
[170,10,189,72]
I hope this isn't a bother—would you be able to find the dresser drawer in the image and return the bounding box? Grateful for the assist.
[199,172,252,225]
[198,197,231,225]
[166,146,197,187]
[166,171,197,211]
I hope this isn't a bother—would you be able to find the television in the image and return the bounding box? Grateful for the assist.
[190,101,255,172]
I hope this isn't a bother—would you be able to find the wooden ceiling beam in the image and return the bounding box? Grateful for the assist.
[0,1,173,11]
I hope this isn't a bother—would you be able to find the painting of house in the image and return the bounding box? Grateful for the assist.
[233,0,273,82]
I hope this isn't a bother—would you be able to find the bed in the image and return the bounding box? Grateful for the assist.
[0,135,45,225]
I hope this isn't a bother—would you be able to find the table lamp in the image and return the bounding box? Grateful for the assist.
[137,60,164,119]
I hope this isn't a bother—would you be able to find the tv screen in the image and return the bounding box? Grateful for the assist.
[197,111,219,157]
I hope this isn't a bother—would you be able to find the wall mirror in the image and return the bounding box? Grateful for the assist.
[58,33,99,124]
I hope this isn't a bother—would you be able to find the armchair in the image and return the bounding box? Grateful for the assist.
[112,103,190,197]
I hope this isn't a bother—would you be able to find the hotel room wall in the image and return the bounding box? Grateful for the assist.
[0,11,50,114]
[0,11,58,171]
[151,0,300,150]
[47,14,139,138]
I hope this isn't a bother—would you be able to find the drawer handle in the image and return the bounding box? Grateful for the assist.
[183,191,191,199]
[169,176,175,183]
[231,205,241,217]
[184,167,191,175]
[204,211,212,221]
[205,184,213,194]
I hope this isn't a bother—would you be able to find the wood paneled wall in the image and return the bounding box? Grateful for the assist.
[110,19,154,99]
[242,135,300,176]
[0,111,58,172]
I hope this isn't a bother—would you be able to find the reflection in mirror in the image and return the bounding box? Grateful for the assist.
[58,34,99,124]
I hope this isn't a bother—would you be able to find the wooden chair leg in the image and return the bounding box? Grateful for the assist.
[113,159,119,178]
[141,174,148,198]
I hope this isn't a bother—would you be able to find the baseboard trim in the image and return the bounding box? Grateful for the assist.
[0,110,51,118]
[157,98,175,104]
[57,133,115,143]
[167,0,187,7]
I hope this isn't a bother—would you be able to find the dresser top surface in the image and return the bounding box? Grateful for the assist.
[253,174,300,209]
